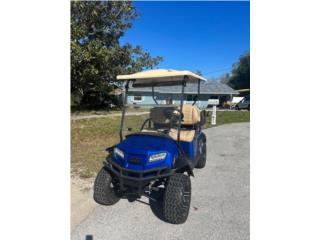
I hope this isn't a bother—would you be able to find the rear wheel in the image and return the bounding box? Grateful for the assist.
[195,137,206,169]
[163,173,191,224]
[93,167,120,205]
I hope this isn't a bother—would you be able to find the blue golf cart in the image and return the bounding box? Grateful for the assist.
[93,69,207,224]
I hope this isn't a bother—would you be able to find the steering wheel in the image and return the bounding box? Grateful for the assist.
[140,118,152,131]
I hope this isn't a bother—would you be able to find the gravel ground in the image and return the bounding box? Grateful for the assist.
[71,122,250,240]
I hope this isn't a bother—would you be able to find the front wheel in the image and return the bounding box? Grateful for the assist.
[93,167,120,205]
[163,173,191,224]
[195,137,206,169]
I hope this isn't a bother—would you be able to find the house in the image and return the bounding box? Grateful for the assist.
[127,81,239,109]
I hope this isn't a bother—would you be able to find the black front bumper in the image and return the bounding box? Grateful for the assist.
[103,158,173,195]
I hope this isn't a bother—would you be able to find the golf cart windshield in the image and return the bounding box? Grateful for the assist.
[116,69,207,142]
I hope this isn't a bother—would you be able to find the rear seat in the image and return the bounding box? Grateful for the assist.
[169,104,200,142]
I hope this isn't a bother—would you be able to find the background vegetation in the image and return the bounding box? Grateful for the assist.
[220,52,250,90]
[71,1,162,108]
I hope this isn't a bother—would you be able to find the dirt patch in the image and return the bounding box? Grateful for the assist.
[71,174,97,231]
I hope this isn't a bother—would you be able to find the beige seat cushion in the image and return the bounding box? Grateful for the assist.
[181,105,201,125]
[169,129,195,142]
[143,105,200,142]
[168,105,200,142]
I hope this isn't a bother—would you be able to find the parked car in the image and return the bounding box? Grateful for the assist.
[235,95,250,110]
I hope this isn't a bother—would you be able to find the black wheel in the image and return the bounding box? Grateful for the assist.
[163,173,191,224]
[93,167,120,205]
[195,137,206,169]
[235,105,240,110]
[248,104,250,111]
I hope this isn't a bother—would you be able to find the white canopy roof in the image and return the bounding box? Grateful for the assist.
[117,69,206,87]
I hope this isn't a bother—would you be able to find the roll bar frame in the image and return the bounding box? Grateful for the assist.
[119,76,201,143]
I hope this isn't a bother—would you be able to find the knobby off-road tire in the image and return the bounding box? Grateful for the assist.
[195,137,207,169]
[93,167,120,205]
[163,173,191,224]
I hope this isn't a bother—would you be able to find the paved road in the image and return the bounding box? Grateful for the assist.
[72,123,250,240]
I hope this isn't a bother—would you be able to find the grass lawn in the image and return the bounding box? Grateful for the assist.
[71,107,149,116]
[204,110,250,128]
[71,110,249,178]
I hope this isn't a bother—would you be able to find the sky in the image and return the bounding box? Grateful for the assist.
[120,1,250,79]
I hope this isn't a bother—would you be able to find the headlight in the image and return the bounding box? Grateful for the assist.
[149,152,167,162]
[114,147,124,159]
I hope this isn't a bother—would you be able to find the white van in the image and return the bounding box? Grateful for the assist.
[235,95,250,110]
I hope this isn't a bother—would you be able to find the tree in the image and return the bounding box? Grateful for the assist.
[227,52,250,90]
[195,70,203,76]
[71,1,163,107]
[218,73,230,85]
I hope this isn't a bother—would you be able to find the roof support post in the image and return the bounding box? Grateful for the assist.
[177,76,187,142]
[192,79,201,106]
[119,81,129,141]
[151,85,158,104]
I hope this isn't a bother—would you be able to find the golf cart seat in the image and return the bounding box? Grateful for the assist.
[169,104,201,142]
[149,106,177,129]
[144,105,201,142]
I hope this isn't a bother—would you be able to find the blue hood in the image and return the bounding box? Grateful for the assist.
[113,133,179,170]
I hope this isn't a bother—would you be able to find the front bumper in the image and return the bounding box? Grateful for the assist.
[103,158,173,195]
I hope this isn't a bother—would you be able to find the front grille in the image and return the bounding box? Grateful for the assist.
[128,156,141,164]
[127,154,145,165]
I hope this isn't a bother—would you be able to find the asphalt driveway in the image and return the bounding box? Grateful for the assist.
[71,122,250,240]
